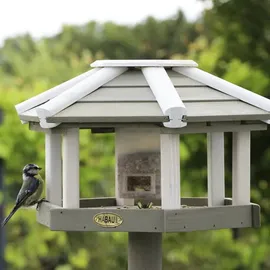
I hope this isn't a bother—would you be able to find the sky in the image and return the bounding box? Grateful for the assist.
[0,0,211,45]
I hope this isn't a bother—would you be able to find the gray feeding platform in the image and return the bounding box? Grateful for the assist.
[37,197,260,232]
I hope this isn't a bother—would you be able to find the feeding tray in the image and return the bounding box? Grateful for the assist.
[37,197,260,232]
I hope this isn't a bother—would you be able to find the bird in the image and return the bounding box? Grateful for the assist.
[2,163,46,227]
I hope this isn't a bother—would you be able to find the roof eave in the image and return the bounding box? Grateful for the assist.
[173,67,270,124]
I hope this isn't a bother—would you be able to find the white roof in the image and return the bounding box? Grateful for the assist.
[91,59,198,67]
[15,59,270,129]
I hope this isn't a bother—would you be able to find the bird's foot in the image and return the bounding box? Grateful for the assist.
[36,198,49,210]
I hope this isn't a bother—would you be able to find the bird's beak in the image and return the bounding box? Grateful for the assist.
[38,167,42,170]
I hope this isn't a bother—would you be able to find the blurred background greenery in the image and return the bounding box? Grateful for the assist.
[0,0,270,269]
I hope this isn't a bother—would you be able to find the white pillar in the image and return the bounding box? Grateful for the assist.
[207,132,225,206]
[62,128,80,208]
[160,134,180,209]
[45,131,62,206]
[232,131,251,205]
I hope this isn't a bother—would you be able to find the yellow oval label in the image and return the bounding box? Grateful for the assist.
[93,212,123,228]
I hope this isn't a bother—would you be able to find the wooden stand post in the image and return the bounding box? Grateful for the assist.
[45,131,62,206]
[160,133,181,209]
[232,131,251,205]
[62,128,80,208]
[128,232,162,270]
[207,132,225,206]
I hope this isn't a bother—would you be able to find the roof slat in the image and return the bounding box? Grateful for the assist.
[186,101,270,122]
[34,100,270,124]
[79,86,237,102]
[104,70,203,87]
[46,102,168,123]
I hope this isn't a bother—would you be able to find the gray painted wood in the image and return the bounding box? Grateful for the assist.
[80,197,117,208]
[80,86,237,102]
[47,102,169,123]
[45,100,270,123]
[29,121,267,134]
[66,197,235,207]
[128,232,162,270]
[160,122,267,134]
[251,204,261,228]
[104,70,204,87]
[185,101,270,122]
[51,197,229,208]
[49,207,164,232]
[36,202,59,228]
[165,205,254,232]
[36,199,260,232]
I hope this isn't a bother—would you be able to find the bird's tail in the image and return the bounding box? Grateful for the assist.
[1,206,18,227]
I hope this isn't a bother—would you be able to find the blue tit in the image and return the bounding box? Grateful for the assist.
[2,163,45,227]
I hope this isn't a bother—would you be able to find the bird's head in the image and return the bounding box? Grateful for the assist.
[23,163,42,176]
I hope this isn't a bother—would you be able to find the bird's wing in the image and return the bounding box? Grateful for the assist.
[15,177,40,208]
[2,178,40,227]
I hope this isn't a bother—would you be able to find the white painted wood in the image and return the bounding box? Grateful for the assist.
[62,128,80,208]
[207,132,225,206]
[40,118,60,129]
[18,108,60,128]
[160,134,181,209]
[15,68,100,114]
[232,131,251,205]
[142,67,187,128]
[263,119,270,124]
[91,59,198,67]
[45,131,62,206]
[173,67,270,114]
[36,67,127,119]
[79,86,237,102]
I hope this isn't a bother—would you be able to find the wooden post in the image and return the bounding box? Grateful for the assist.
[62,128,80,208]
[232,131,251,205]
[207,132,225,206]
[160,133,181,209]
[128,232,162,270]
[45,131,62,206]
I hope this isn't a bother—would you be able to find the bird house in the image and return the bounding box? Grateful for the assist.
[15,60,270,232]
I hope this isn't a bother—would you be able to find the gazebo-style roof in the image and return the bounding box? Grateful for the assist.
[16,60,270,129]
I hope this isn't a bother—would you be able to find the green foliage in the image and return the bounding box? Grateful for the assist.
[1,2,270,269]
